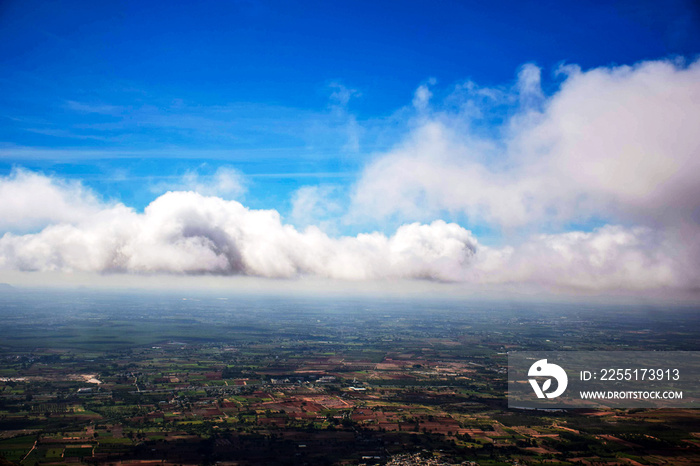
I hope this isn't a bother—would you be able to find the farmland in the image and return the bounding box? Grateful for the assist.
[0,291,699,464]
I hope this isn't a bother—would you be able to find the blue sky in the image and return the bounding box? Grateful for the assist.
[2,0,698,210]
[0,0,699,295]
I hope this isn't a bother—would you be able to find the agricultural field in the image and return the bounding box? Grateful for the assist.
[0,291,699,464]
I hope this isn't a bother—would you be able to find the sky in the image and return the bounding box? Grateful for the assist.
[0,0,699,299]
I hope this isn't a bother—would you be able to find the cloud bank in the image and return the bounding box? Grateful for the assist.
[0,175,692,291]
[1,58,699,294]
[0,188,477,281]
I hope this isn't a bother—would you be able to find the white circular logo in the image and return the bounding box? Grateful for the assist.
[528,359,568,399]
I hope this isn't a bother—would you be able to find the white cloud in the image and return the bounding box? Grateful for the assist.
[516,63,544,109]
[0,170,697,292]
[473,226,688,291]
[327,82,363,153]
[0,183,478,281]
[0,168,106,232]
[413,83,433,111]
[290,185,343,230]
[351,59,700,230]
[344,58,700,292]
[208,167,247,198]
[329,82,360,107]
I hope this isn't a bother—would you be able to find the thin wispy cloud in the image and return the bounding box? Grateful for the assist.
[149,166,248,200]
